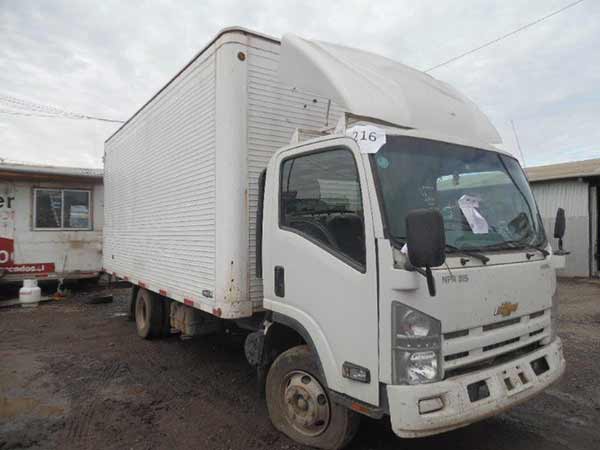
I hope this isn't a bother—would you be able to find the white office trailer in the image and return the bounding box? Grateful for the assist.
[527,158,600,278]
[0,161,103,284]
[104,28,566,449]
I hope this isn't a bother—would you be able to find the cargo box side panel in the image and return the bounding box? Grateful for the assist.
[246,38,344,310]
[104,51,216,306]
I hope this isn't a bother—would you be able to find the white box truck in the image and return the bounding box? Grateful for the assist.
[104,27,566,449]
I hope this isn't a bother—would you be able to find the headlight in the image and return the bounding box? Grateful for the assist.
[392,302,442,385]
[408,351,438,383]
[400,310,431,337]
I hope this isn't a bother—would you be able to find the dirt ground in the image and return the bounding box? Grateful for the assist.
[1,279,599,450]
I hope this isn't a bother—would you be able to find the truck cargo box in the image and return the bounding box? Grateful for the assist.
[103,28,342,318]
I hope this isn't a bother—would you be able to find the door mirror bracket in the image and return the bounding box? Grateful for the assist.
[405,263,437,297]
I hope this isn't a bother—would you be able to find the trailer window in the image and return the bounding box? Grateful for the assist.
[34,189,62,228]
[34,189,92,230]
[280,148,365,268]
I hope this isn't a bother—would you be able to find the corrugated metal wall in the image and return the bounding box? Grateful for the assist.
[531,180,590,277]
[104,50,216,298]
[246,38,344,308]
[591,186,598,276]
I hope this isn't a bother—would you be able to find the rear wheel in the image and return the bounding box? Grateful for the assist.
[160,297,172,337]
[266,345,360,449]
[135,288,162,339]
[127,285,139,321]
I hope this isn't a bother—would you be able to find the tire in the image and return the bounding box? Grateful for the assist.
[127,285,139,321]
[160,298,172,337]
[266,345,360,449]
[135,288,162,339]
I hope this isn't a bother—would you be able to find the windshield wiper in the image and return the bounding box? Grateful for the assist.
[478,240,549,257]
[391,237,491,265]
[445,244,490,265]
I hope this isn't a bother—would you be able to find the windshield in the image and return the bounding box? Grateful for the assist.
[371,135,546,252]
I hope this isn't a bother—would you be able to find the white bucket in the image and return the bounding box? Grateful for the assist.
[20,279,41,307]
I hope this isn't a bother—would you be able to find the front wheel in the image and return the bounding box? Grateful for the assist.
[266,345,360,449]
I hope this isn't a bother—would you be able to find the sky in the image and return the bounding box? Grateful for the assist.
[0,0,598,169]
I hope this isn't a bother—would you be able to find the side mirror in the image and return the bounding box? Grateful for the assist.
[553,208,565,239]
[406,209,446,297]
[553,208,567,254]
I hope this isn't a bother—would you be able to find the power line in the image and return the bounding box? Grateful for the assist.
[424,0,586,72]
[0,94,124,123]
[0,95,71,116]
[0,109,61,119]
[510,119,527,167]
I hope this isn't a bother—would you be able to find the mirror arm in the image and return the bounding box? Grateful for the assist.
[405,263,437,297]
[425,266,436,297]
[405,262,424,275]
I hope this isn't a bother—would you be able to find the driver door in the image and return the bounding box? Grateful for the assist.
[263,137,380,405]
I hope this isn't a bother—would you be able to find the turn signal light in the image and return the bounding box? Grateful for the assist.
[342,361,371,383]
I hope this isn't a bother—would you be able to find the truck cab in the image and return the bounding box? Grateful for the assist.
[253,35,565,447]
[257,121,565,446]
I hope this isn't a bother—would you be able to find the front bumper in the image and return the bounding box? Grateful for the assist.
[387,338,565,438]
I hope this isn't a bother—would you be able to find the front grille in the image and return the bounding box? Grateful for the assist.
[445,342,542,379]
[444,329,469,340]
[442,309,551,376]
[483,337,520,352]
[445,351,469,362]
[482,317,520,332]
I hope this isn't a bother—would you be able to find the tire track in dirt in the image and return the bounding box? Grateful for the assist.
[62,360,123,448]
[114,328,288,448]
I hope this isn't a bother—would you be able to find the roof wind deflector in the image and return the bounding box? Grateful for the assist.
[279,34,502,145]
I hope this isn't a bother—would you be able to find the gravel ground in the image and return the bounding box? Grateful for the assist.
[1,279,599,450]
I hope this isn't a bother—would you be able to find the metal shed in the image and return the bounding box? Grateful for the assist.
[526,158,600,278]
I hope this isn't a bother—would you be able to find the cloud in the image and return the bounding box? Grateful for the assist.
[0,0,598,168]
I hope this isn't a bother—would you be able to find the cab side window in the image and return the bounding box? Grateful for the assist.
[280,148,365,268]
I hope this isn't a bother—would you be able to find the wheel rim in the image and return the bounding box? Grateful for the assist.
[136,295,148,330]
[282,370,330,437]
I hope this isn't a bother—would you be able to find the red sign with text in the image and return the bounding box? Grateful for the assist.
[0,237,55,275]
[0,237,14,266]
[1,263,55,274]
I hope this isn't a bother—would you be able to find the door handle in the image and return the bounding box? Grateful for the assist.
[274,266,285,298]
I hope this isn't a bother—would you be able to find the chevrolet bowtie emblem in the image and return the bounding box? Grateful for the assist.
[494,302,519,317]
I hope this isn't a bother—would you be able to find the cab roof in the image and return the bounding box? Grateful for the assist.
[280,34,502,146]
